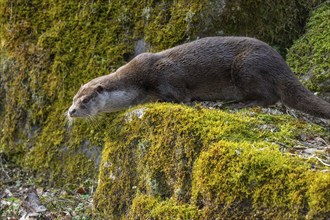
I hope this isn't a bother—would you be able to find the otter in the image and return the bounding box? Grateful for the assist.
[68,37,330,119]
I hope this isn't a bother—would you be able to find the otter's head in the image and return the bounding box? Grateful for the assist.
[68,84,107,118]
[67,79,141,119]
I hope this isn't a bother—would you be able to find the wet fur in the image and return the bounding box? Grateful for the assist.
[69,37,330,119]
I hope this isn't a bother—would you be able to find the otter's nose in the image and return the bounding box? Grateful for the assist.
[69,109,76,117]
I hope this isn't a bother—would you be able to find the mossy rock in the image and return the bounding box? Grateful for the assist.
[93,103,329,219]
[0,0,324,186]
[200,0,324,56]
[192,141,329,219]
[287,2,330,101]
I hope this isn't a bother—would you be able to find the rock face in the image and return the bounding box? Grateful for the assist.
[287,2,330,102]
[94,104,329,219]
[0,1,329,219]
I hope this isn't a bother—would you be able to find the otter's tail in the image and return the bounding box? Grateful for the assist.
[277,76,330,119]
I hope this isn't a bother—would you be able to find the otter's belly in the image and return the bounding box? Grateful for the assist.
[190,85,243,101]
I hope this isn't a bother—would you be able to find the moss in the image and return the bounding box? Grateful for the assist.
[306,173,330,218]
[94,103,329,219]
[192,141,329,219]
[287,2,330,98]
[128,195,199,220]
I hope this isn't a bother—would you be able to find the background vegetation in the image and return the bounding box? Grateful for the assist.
[287,2,330,101]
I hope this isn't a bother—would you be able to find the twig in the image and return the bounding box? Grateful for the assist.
[0,158,11,180]
[313,156,330,167]
[286,152,330,167]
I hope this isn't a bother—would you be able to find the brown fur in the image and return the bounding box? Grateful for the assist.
[68,37,330,119]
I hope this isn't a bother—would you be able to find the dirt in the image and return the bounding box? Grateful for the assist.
[0,154,95,220]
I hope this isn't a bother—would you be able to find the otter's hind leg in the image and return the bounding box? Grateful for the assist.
[231,60,280,108]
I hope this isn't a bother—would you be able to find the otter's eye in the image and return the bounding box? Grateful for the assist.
[96,85,104,93]
[82,98,89,104]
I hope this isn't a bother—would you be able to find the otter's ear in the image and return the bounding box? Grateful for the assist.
[96,85,104,93]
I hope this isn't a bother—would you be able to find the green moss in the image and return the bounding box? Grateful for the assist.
[192,141,329,219]
[128,195,199,220]
[306,173,330,218]
[94,103,329,219]
[287,2,330,97]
